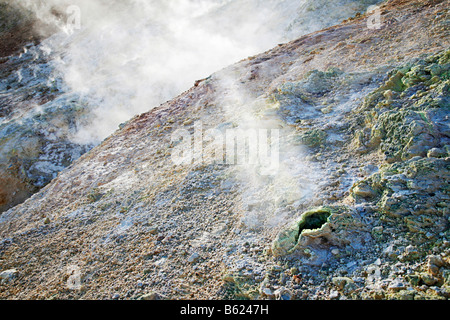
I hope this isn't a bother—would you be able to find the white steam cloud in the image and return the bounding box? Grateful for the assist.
[15,0,381,144]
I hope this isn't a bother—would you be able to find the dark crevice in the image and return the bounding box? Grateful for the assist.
[294,210,331,243]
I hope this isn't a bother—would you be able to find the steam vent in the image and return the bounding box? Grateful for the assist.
[0,0,449,302]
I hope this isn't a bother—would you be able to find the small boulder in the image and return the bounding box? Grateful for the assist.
[0,269,18,283]
[187,252,200,264]
[140,292,163,300]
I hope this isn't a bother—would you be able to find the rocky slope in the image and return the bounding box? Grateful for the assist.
[0,44,94,212]
[0,0,449,300]
[0,1,47,58]
[0,0,383,214]
[0,1,90,212]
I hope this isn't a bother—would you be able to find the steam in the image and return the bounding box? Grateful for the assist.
[212,69,323,231]
[12,0,382,145]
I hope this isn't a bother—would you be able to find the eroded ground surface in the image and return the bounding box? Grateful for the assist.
[0,0,449,300]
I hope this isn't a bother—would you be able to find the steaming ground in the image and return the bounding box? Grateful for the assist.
[1,0,449,300]
[14,0,383,144]
[0,0,383,212]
